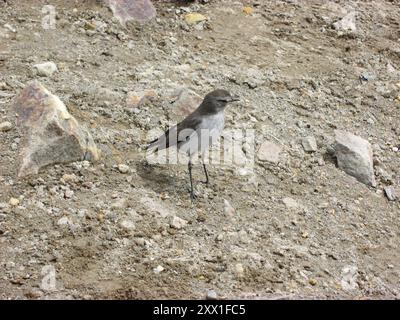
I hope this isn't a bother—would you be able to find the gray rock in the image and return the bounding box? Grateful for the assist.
[243,67,265,89]
[206,290,218,300]
[170,216,188,230]
[282,197,299,210]
[333,11,356,32]
[302,136,318,152]
[57,216,73,227]
[33,62,58,77]
[13,82,100,177]
[119,219,135,231]
[118,164,130,174]
[334,130,376,187]
[0,121,13,132]
[257,141,282,163]
[384,186,396,201]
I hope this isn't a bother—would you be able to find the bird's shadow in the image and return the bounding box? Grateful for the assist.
[135,159,187,194]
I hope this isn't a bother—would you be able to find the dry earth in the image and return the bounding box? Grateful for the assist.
[0,0,399,299]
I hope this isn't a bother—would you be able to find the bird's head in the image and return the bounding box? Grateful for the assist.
[200,89,240,114]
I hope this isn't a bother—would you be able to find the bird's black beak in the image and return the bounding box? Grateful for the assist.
[227,95,240,102]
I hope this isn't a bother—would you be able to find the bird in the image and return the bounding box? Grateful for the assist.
[146,89,240,200]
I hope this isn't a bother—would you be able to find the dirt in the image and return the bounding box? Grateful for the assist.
[0,0,399,300]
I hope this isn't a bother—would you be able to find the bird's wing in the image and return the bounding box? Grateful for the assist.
[146,114,202,152]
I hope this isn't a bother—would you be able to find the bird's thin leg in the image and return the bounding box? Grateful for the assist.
[202,163,209,185]
[188,160,196,200]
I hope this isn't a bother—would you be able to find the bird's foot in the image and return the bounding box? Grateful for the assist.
[189,189,200,201]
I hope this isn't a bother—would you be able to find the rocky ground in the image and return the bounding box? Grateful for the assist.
[0,0,399,300]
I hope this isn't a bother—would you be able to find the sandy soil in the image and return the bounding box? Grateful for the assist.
[0,0,399,299]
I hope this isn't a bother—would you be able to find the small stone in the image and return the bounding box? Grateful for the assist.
[309,279,317,286]
[242,7,253,15]
[184,13,207,25]
[111,198,127,209]
[235,263,244,276]
[384,186,396,201]
[64,190,74,199]
[0,203,8,212]
[242,67,264,89]
[57,216,72,227]
[33,62,58,77]
[119,219,135,231]
[118,164,130,174]
[341,266,358,291]
[170,216,188,230]
[126,90,156,108]
[206,290,218,300]
[62,174,78,184]
[258,141,282,163]
[334,130,376,187]
[223,199,235,217]
[0,121,13,132]
[333,11,356,32]
[9,197,20,206]
[282,197,299,210]
[24,289,43,299]
[153,265,164,274]
[301,136,317,152]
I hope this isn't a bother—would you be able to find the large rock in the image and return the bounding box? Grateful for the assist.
[13,82,100,177]
[334,130,376,187]
[106,0,156,26]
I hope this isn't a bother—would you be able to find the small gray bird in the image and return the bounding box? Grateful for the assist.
[147,89,240,200]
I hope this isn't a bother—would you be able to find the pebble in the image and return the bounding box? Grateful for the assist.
[282,197,299,210]
[9,198,20,206]
[153,265,165,274]
[206,290,218,300]
[111,198,127,209]
[301,136,317,152]
[170,216,188,230]
[119,219,135,231]
[0,121,13,132]
[333,11,357,32]
[223,199,235,217]
[57,216,72,227]
[118,164,130,174]
[33,61,58,77]
[64,190,74,199]
[309,278,317,286]
[235,263,245,277]
[384,186,396,201]
[184,13,207,25]
[62,174,78,184]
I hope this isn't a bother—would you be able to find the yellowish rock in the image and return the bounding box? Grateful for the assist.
[9,198,20,206]
[184,13,207,25]
[309,279,317,286]
[242,6,253,15]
